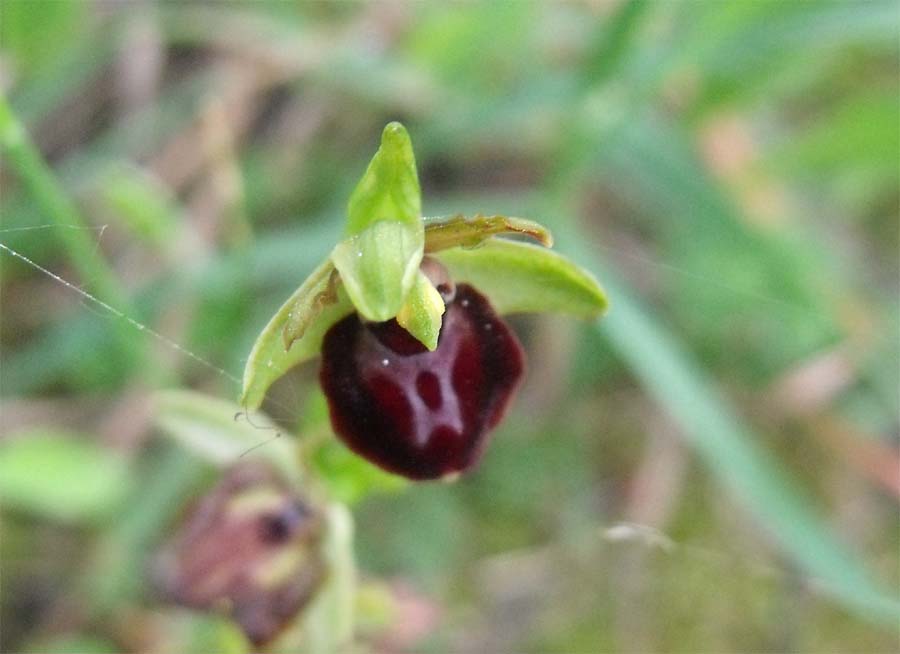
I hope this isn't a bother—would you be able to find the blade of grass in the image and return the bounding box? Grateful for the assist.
[674,0,899,114]
[558,225,900,623]
[581,0,651,89]
[1,218,339,395]
[537,88,900,619]
[0,97,126,306]
[7,32,114,126]
[0,96,143,367]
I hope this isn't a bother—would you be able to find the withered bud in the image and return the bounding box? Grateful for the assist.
[155,462,326,646]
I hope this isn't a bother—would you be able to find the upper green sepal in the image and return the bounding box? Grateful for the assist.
[346,122,421,234]
[333,122,425,322]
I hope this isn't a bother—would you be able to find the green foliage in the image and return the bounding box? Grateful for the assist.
[24,634,119,654]
[310,439,408,506]
[591,262,900,620]
[0,431,132,523]
[1,1,898,651]
[155,390,300,482]
[0,0,86,75]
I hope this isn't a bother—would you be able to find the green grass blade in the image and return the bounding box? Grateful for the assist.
[544,103,899,620]
[0,97,127,310]
[569,235,900,621]
[581,0,651,88]
[0,96,143,368]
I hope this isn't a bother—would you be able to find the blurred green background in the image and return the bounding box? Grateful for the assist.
[1,1,898,652]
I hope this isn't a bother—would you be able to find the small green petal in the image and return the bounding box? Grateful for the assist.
[424,214,553,252]
[396,270,445,351]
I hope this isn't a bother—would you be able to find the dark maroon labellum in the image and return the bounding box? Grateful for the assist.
[319,284,525,480]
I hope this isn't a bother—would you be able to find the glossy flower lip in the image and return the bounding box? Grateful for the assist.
[319,284,524,480]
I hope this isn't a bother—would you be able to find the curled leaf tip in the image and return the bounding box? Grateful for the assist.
[509,216,554,247]
[424,214,554,252]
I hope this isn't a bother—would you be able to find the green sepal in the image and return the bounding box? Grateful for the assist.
[334,122,425,322]
[436,239,609,318]
[241,259,354,411]
[331,220,424,322]
[395,270,445,351]
[282,265,340,351]
[346,122,421,234]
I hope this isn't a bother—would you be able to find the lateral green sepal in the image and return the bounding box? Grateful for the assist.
[436,239,608,318]
[241,259,353,411]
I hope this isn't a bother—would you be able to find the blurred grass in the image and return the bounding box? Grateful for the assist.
[1,1,898,652]
[0,429,133,523]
